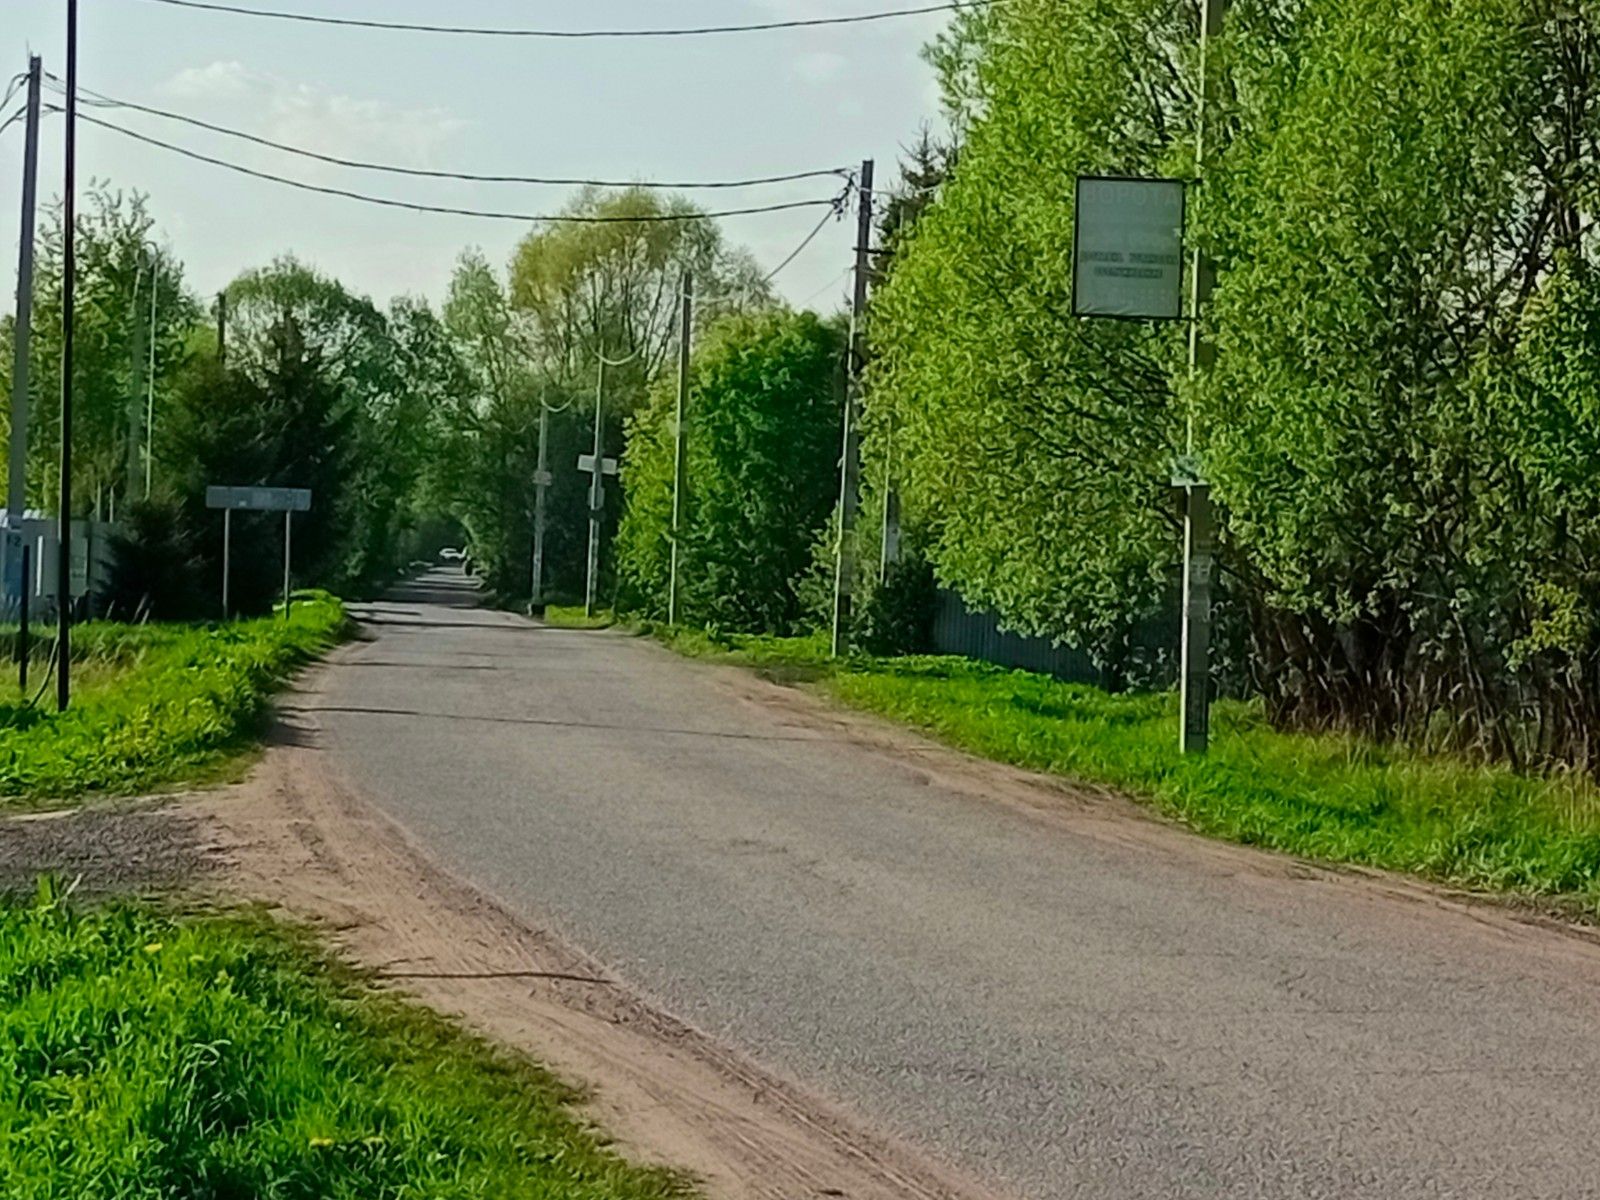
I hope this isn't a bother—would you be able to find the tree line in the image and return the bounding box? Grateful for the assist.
[866,0,1600,770]
[11,0,1597,775]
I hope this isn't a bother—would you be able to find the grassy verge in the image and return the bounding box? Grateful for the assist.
[0,593,348,805]
[643,624,1600,914]
[543,605,618,631]
[0,879,689,1199]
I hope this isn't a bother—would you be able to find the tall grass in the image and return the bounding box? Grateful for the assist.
[0,879,690,1199]
[0,595,347,804]
[649,628,1600,911]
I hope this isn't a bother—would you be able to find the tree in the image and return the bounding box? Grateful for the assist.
[616,311,845,633]
[1,186,198,514]
[869,0,1195,676]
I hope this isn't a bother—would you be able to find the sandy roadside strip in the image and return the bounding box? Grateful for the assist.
[171,670,1001,1200]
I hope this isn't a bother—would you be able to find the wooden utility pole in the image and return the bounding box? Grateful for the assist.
[1178,0,1228,755]
[831,158,874,657]
[5,56,41,607]
[216,291,228,363]
[668,271,693,625]
[58,1,79,713]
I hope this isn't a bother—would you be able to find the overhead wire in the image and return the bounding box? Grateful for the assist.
[761,197,847,285]
[132,0,1003,38]
[56,107,849,224]
[44,76,851,191]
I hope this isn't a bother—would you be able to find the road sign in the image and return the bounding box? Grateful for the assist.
[206,485,312,619]
[1072,176,1186,321]
[577,454,618,477]
[206,485,312,512]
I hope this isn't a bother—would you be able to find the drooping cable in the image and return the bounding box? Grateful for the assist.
[132,0,1002,38]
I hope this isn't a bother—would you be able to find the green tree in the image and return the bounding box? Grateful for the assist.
[617,310,844,632]
[1,187,198,514]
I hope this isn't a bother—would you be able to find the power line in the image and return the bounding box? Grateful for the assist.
[763,200,846,284]
[44,76,850,191]
[60,108,848,224]
[133,0,1001,38]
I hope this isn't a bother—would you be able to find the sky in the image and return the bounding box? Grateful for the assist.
[0,0,955,319]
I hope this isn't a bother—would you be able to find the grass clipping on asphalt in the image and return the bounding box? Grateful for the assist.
[0,594,347,805]
[0,879,690,1199]
[646,625,1600,914]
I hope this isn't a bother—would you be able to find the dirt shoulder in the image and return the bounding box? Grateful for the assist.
[154,659,997,1200]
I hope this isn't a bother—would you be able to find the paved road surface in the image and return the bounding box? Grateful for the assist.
[311,569,1600,1198]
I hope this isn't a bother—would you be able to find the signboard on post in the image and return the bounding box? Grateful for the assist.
[206,485,312,619]
[1071,176,1186,321]
[205,486,312,513]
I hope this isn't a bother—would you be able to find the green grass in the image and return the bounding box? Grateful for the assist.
[0,879,690,1199]
[0,594,348,805]
[645,626,1600,913]
[542,605,619,631]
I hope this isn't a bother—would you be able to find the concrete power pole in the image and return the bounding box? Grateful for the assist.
[668,271,693,625]
[145,252,158,497]
[529,399,551,610]
[5,56,41,596]
[831,159,874,657]
[1178,0,1228,755]
[59,0,79,713]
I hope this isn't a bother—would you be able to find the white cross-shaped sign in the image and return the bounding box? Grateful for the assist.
[578,453,619,514]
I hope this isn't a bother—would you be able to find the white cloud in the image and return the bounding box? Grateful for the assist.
[159,61,467,169]
[792,51,849,85]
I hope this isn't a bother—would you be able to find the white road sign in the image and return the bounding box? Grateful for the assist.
[205,486,312,512]
[1072,176,1186,321]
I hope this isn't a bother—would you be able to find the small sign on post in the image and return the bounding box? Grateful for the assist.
[1071,176,1186,321]
[207,486,312,619]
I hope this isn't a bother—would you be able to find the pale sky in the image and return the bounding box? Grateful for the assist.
[0,0,954,318]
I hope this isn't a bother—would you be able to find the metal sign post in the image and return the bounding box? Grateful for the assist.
[1070,173,1206,751]
[206,486,312,620]
[577,448,618,617]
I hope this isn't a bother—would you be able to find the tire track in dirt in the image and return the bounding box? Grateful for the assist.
[187,670,1001,1200]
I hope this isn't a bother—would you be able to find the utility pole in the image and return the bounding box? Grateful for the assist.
[216,291,228,363]
[831,158,874,657]
[145,251,158,498]
[1178,0,1227,755]
[58,1,79,713]
[879,418,900,577]
[5,56,41,601]
[529,399,551,610]
[586,357,606,617]
[668,271,693,625]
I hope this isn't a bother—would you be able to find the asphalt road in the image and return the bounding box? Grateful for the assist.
[314,569,1600,1199]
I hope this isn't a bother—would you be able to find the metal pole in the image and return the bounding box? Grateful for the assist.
[17,544,30,694]
[145,253,158,498]
[8,56,40,527]
[879,415,900,577]
[831,158,874,657]
[282,510,292,619]
[585,357,606,618]
[668,271,693,625]
[221,508,231,618]
[58,2,78,713]
[531,400,549,607]
[1178,0,1227,755]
